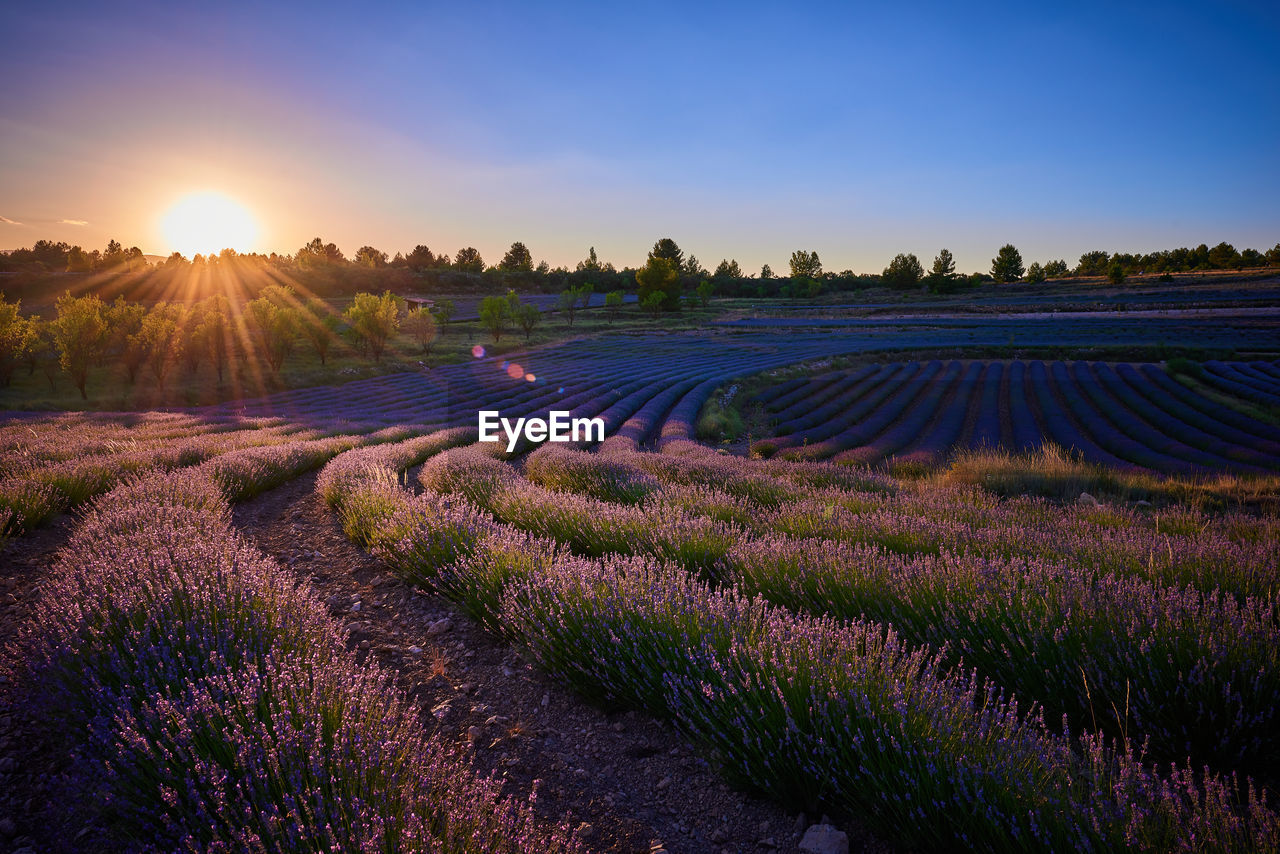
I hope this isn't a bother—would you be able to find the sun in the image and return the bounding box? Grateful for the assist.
[161,191,259,257]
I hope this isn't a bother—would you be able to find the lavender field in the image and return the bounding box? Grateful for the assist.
[2,327,1279,853]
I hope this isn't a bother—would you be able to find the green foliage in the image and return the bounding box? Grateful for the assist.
[1166,357,1204,379]
[354,245,388,268]
[605,290,624,321]
[1043,259,1069,278]
[641,291,666,317]
[404,306,438,355]
[0,295,37,387]
[1076,250,1111,277]
[299,298,339,366]
[500,241,534,272]
[478,294,512,342]
[882,253,924,290]
[649,238,684,270]
[635,256,681,311]
[453,247,485,273]
[1107,260,1127,285]
[431,298,455,326]
[342,290,399,362]
[713,259,742,279]
[696,280,715,307]
[135,302,186,387]
[788,250,822,279]
[51,292,106,399]
[516,303,541,341]
[760,263,773,279]
[1026,262,1047,283]
[991,244,1025,283]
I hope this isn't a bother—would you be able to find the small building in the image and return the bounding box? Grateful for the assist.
[404,295,434,311]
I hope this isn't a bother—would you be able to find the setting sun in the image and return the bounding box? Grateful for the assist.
[160,191,259,257]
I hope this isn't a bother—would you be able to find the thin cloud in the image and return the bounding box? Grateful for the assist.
[0,215,22,226]
[59,218,89,226]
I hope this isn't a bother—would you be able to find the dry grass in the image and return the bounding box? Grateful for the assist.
[940,444,1280,511]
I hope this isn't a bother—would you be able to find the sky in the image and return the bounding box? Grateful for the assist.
[2,0,1278,274]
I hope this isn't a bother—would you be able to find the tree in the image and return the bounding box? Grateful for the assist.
[682,254,707,278]
[1266,244,1280,267]
[605,290,624,322]
[478,294,512,342]
[51,292,106,399]
[634,256,680,310]
[0,296,36,387]
[454,247,485,273]
[713,259,742,279]
[247,286,301,374]
[500,241,534,272]
[343,291,400,362]
[990,244,1025,283]
[882,253,924,290]
[1076,250,1110,277]
[923,248,957,293]
[355,245,388,268]
[1043,259,1070,278]
[788,250,822,279]
[1025,261,1047,283]
[696,280,715,306]
[404,306,438,356]
[760,263,774,279]
[198,295,231,383]
[432,299,455,328]
[641,291,666,317]
[517,303,541,341]
[558,289,582,327]
[1107,260,1127,285]
[649,238,684,270]
[1208,241,1240,269]
[407,243,437,270]
[296,237,345,267]
[300,298,340,365]
[136,302,185,388]
[576,246,602,273]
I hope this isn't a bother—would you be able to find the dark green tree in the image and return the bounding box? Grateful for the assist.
[882,253,924,290]
[500,241,534,272]
[788,250,822,279]
[454,247,485,273]
[991,244,1025,283]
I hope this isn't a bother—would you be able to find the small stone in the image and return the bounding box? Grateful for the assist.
[612,721,625,732]
[467,726,483,744]
[1078,491,1099,506]
[501,665,515,677]
[0,817,17,837]
[655,776,671,791]
[427,618,452,636]
[540,693,550,707]
[759,838,776,849]
[1135,499,1154,509]
[576,822,594,838]
[457,682,476,694]
[710,827,728,844]
[799,824,849,854]
[794,813,808,833]
[407,645,423,655]
[350,601,362,612]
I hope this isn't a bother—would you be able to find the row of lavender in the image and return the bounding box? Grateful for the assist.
[429,444,1280,776]
[751,359,1280,473]
[0,410,429,545]
[317,438,1279,850]
[15,440,579,852]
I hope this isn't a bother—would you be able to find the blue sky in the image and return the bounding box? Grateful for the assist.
[2,0,1277,273]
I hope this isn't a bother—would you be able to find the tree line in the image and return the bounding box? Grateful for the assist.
[4,236,1277,302]
[0,287,463,400]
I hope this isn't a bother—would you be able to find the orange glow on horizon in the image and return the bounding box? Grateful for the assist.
[160,191,260,258]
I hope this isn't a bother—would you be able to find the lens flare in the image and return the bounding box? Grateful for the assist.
[471,345,485,358]
[507,363,524,379]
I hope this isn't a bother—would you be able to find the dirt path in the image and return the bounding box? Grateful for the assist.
[231,471,879,854]
[0,516,79,854]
